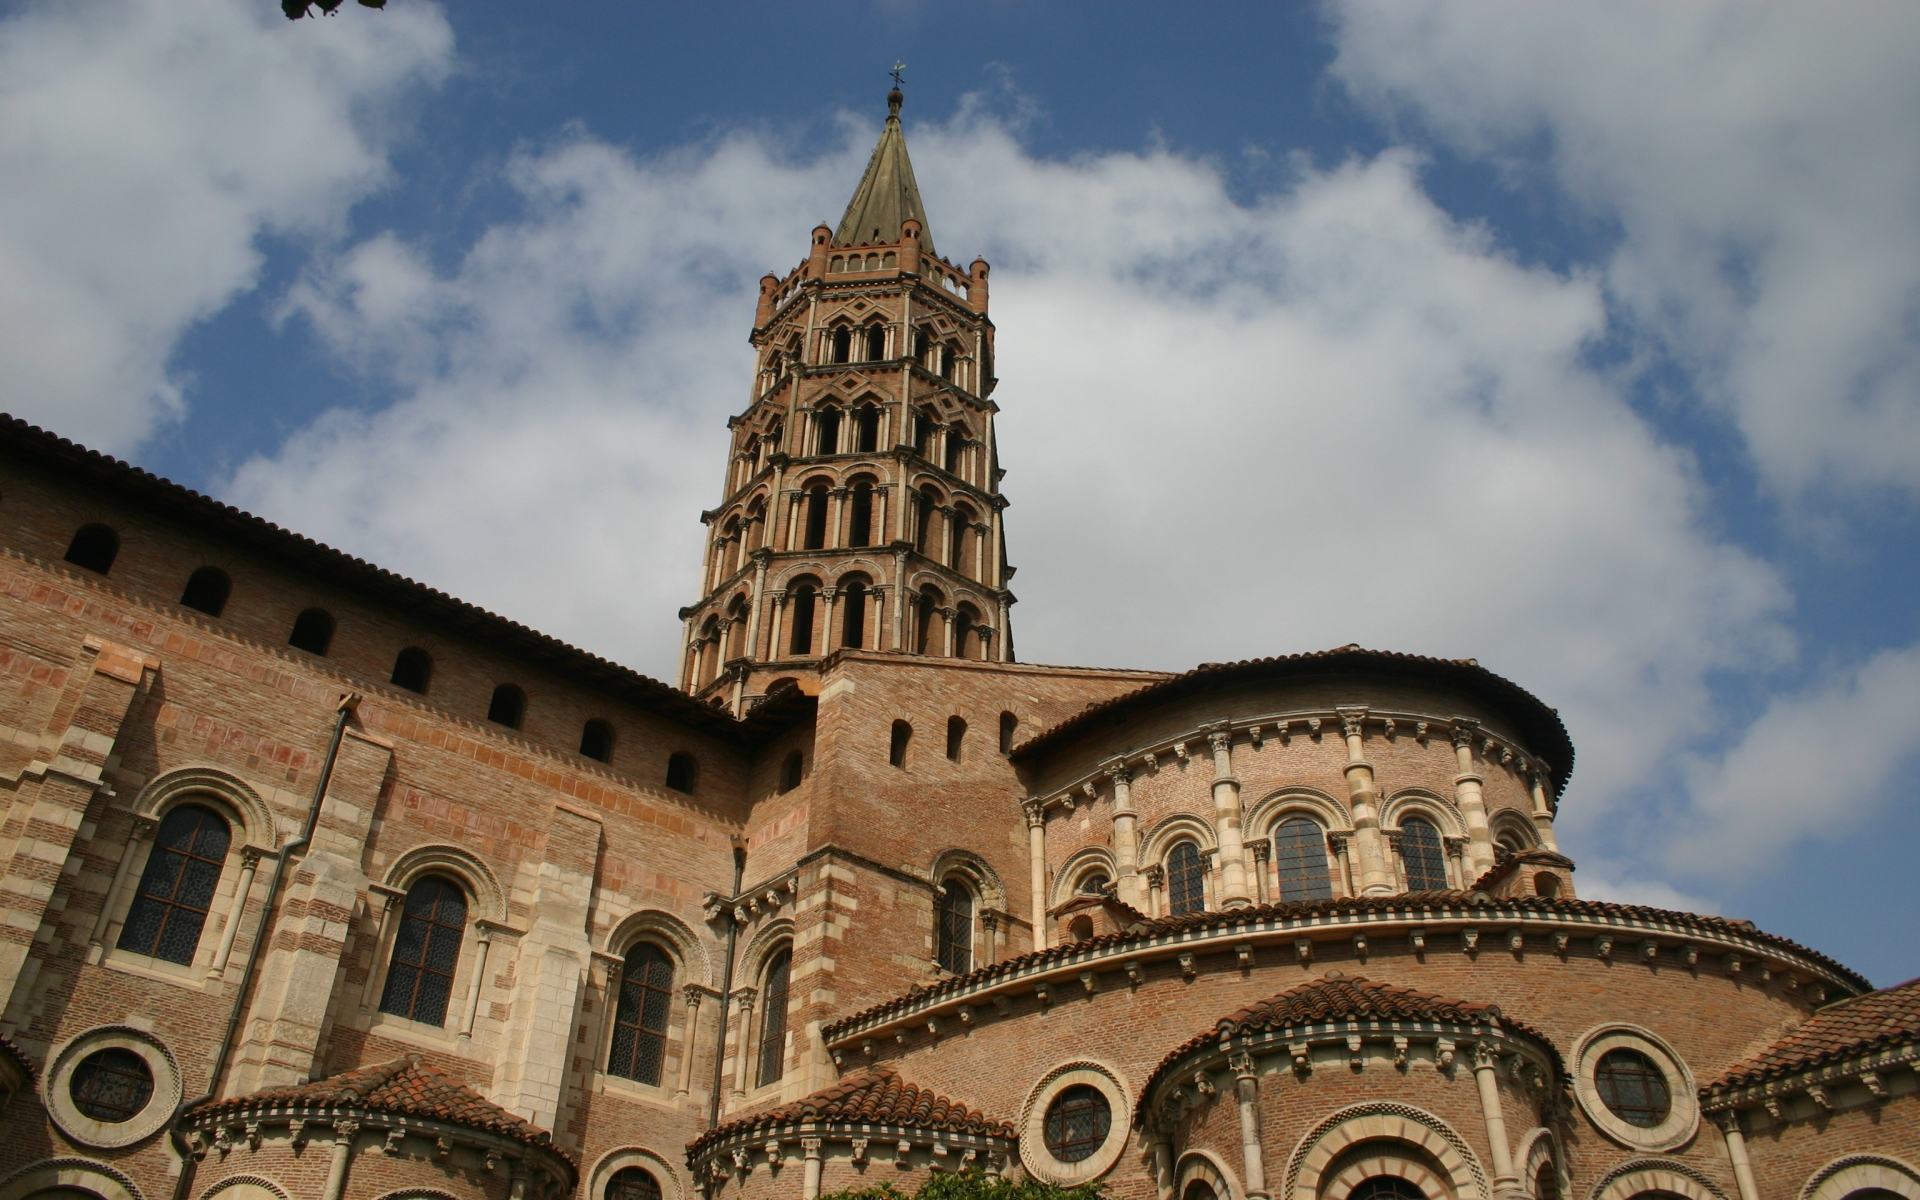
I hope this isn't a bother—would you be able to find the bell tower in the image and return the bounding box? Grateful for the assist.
[679,87,1013,710]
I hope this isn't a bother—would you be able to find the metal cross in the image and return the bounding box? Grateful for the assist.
[890,61,907,88]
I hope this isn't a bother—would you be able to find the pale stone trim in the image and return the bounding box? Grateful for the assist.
[1588,1159,1729,1200]
[1176,1150,1244,1200]
[1570,1023,1700,1153]
[380,843,506,923]
[0,1157,145,1200]
[1052,847,1119,908]
[586,1146,686,1200]
[1281,1103,1489,1200]
[602,908,714,988]
[1017,1059,1132,1186]
[1801,1155,1920,1200]
[200,1176,291,1200]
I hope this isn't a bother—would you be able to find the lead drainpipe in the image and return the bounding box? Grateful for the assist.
[706,836,749,1128]
[168,693,361,1200]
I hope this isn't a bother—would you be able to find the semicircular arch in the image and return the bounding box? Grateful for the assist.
[130,767,278,852]
[929,849,1006,911]
[587,1147,686,1200]
[1247,788,1352,837]
[1142,813,1218,862]
[382,844,505,923]
[0,1159,145,1200]
[1590,1159,1729,1200]
[1802,1155,1920,1200]
[1177,1150,1243,1200]
[1051,847,1118,906]
[1284,1103,1489,1200]
[1381,790,1468,838]
[602,910,713,988]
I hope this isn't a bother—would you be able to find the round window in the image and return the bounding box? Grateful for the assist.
[1043,1085,1111,1163]
[1351,1179,1427,1200]
[1570,1024,1697,1152]
[70,1049,154,1123]
[1594,1048,1671,1127]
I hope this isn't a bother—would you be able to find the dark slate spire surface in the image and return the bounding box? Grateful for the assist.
[833,88,936,259]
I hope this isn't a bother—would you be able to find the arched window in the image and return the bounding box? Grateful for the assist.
[1079,872,1110,895]
[936,879,972,974]
[803,485,829,549]
[914,488,937,551]
[288,608,334,656]
[855,405,880,453]
[865,324,885,361]
[1272,817,1333,902]
[915,587,940,654]
[954,603,982,660]
[945,424,966,474]
[64,524,119,574]
[179,567,231,617]
[1167,841,1206,915]
[665,753,698,794]
[117,803,229,965]
[608,942,675,1085]
[952,505,977,575]
[606,1168,663,1200]
[789,585,817,655]
[814,408,841,456]
[841,579,867,648]
[940,343,956,380]
[390,647,433,694]
[831,327,852,364]
[1184,1183,1219,1200]
[487,684,526,729]
[999,711,1018,754]
[889,720,912,768]
[1496,828,1529,857]
[1400,817,1449,891]
[379,875,468,1026]
[780,750,803,793]
[848,481,873,547]
[914,409,935,456]
[756,946,792,1086]
[1534,872,1561,899]
[579,719,614,763]
[1534,1163,1559,1200]
[914,329,932,365]
[945,715,967,761]
[725,596,748,660]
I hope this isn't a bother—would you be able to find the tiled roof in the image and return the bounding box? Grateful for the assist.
[189,1055,564,1155]
[1706,976,1920,1096]
[820,891,1870,1044]
[1008,645,1575,788]
[688,1069,1013,1158]
[0,415,810,747]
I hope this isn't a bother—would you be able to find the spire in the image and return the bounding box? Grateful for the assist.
[833,87,937,260]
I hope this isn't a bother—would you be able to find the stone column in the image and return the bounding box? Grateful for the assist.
[830,487,848,549]
[745,549,772,660]
[941,607,956,658]
[1207,725,1253,907]
[1025,802,1049,950]
[995,598,1012,662]
[1714,1112,1761,1200]
[1327,832,1354,898]
[1232,1051,1269,1199]
[1337,707,1394,895]
[357,884,404,1013]
[767,591,788,661]
[88,813,158,961]
[1445,837,1471,890]
[1470,1042,1518,1192]
[320,1120,359,1200]
[980,911,1000,964]
[939,505,955,565]
[803,1138,824,1200]
[1247,839,1271,905]
[1144,865,1165,918]
[458,922,496,1038]
[730,989,758,1096]
[1151,1136,1176,1200]
[678,986,705,1096]
[207,846,266,979]
[1107,762,1143,909]
[1450,719,1497,875]
[871,586,889,653]
[1527,766,1561,851]
[892,548,909,649]
[821,587,840,653]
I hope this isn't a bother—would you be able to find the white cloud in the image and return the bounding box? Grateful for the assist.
[0,0,452,451]
[1573,868,1720,917]
[1329,0,1920,505]
[1675,641,1920,877]
[233,110,1787,845]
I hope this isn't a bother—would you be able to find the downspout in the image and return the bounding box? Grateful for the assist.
[169,693,361,1200]
[706,836,749,1128]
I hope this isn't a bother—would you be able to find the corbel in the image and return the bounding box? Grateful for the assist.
[1595,935,1614,960]
[1410,927,1427,955]
[895,1141,914,1167]
[1308,717,1323,741]
[1034,982,1053,1008]
[956,1004,974,1026]
[851,1138,870,1164]
[1125,960,1145,988]
[894,1028,909,1046]
[1192,1070,1216,1099]
[1641,939,1661,962]
[1436,1039,1457,1071]
[1382,718,1398,742]
[1295,937,1313,963]
[1553,931,1570,957]
[1236,943,1254,971]
[1462,927,1480,955]
[1393,1036,1410,1069]
[1415,721,1430,745]
[1348,1035,1365,1072]
[1080,971,1098,995]
[1174,741,1191,766]
[1683,944,1700,967]
[1353,933,1369,962]
[1178,951,1197,980]
[992,994,1012,1015]
[1807,1085,1832,1111]
[1508,930,1524,955]
[1863,1072,1888,1099]
[861,1038,875,1056]
[926,1016,942,1039]
[435,1136,454,1161]
[1290,1041,1312,1076]
[384,1129,405,1155]
[765,1141,783,1171]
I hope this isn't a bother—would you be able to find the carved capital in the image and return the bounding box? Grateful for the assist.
[1023,800,1047,829]
[683,984,706,1009]
[1246,838,1271,863]
[1470,1041,1498,1071]
[332,1119,360,1143]
[1144,864,1166,888]
[1450,717,1480,750]
[1336,706,1370,740]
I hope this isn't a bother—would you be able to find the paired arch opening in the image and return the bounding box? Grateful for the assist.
[64,523,119,574]
[487,684,526,729]
[288,608,334,656]
[390,647,432,694]
[179,567,230,617]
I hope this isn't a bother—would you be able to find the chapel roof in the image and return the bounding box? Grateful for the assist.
[833,88,937,259]
[820,891,1870,1043]
[1705,975,1920,1097]
[187,1055,567,1157]
[1010,645,1576,788]
[0,415,812,748]
[687,1068,1012,1158]
[1136,975,1560,1115]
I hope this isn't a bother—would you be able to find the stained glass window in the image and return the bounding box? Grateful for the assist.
[70,1048,153,1123]
[1595,1048,1671,1127]
[1043,1085,1111,1163]
[1400,818,1449,891]
[1273,817,1333,902]
[1167,842,1206,915]
[608,943,675,1085]
[118,804,229,965]
[757,947,791,1086]
[379,875,467,1026]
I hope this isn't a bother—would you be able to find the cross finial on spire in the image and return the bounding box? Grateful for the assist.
[890,60,906,88]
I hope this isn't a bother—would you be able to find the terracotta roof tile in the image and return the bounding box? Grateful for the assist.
[688,1069,1013,1159]
[820,891,1869,1045]
[1707,976,1920,1095]
[189,1055,564,1156]
[1008,646,1575,787]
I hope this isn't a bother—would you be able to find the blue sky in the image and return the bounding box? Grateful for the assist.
[4,1,1918,984]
